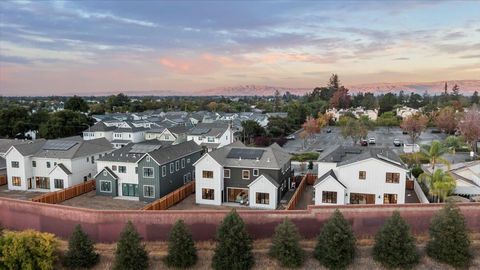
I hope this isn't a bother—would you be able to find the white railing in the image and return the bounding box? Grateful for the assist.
[413,178,429,203]
[403,144,420,153]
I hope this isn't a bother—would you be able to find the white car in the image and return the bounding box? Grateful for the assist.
[286,135,296,140]
[368,138,376,144]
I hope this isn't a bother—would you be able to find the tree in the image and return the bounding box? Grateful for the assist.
[207,101,218,112]
[471,91,479,104]
[376,111,399,133]
[451,84,460,99]
[273,89,281,112]
[444,135,466,155]
[328,73,340,90]
[457,105,480,153]
[400,113,429,152]
[421,140,450,170]
[212,210,254,270]
[266,116,292,138]
[106,93,130,112]
[373,211,419,269]
[64,95,89,112]
[164,220,197,268]
[418,169,456,202]
[269,218,305,268]
[113,221,148,270]
[329,86,351,109]
[38,110,93,139]
[341,118,368,145]
[434,107,458,134]
[63,224,99,268]
[378,93,398,114]
[241,120,265,144]
[427,203,472,268]
[314,209,356,269]
[302,116,320,141]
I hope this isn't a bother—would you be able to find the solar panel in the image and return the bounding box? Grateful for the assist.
[226,148,265,160]
[129,144,161,153]
[190,128,210,135]
[42,140,78,151]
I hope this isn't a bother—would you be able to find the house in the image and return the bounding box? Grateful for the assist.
[145,126,190,144]
[421,161,480,199]
[187,122,234,152]
[5,137,113,191]
[326,107,379,121]
[314,146,408,205]
[95,140,202,202]
[83,122,116,141]
[112,124,148,148]
[396,106,419,119]
[194,141,292,209]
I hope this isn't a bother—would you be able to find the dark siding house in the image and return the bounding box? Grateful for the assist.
[95,167,119,196]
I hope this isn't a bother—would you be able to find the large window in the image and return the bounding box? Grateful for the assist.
[143,185,155,198]
[118,166,126,173]
[100,180,111,192]
[322,191,338,203]
[122,184,138,197]
[242,170,250,180]
[386,172,400,183]
[383,193,398,204]
[11,161,19,168]
[256,192,269,204]
[12,176,21,186]
[202,188,214,200]
[202,170,213,178]
[359,171,366,180]
[350,193,375,204]
[170,163,174,173]
[181,158,185,168]
[143,167,154,178]
[36,177,50,189]
[224,169,230,178]
[54,179,64,189]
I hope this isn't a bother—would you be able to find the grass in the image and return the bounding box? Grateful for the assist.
[291,152,320,162]
[54,235,480,270]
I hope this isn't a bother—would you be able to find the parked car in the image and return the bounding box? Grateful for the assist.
[360,139,368,146]
[368,138,376,144]
[402,130,408,135]
[393,139,403,147]
[286,134,296,140]
[326,128,332,133]
[315,148,324,152]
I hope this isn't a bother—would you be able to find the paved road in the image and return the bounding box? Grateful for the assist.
[282,126,448,155]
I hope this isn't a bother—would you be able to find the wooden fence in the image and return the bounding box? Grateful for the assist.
[142,181,195,210]
[0,175,7,186]
[286,174,308,210]
[31,180,96,204]
[305,174,317,185]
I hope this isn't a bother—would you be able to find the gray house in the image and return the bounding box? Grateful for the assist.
[136,140,203,202]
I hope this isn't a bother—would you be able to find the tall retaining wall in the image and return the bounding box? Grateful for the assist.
[0,198,479,243]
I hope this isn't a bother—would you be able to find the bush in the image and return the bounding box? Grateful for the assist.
[314,209,356,269]
[269,218,305,268]
[291,152,319,162]
[427,202,472,268]
[164,219,197,268]
[62,224,99,268]
[411,165,423,178]
[212,209,254,270]
[373,211,419,268]
[113,221,149,270]
[0,230,58,270]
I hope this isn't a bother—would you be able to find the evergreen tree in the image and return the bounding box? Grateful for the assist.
[269,218,305,268]
[373,211,419,269]
[212,210,254,270]
[63,224,99,268]
[314,209,356,269]
[164,219,197,268]
[427,202,472,268]
[113,221,148,270]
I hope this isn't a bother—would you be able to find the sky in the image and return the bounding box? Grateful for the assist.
[0,0,479,96]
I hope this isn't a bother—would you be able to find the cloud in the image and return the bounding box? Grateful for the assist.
[393,57,410,60]
[459,54,480,59]
[158,53,251,75]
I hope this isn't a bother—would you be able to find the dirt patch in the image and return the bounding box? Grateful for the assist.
[59,191,147,210]
[0,185,44,200]
[167,193,261,211]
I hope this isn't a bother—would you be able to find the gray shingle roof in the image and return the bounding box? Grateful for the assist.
[314,169,346,188]
[0,139,36,154]
[12,138,113,159]
[187,122,229,138]
[249,174,280,188]
[319,146,406,169]
[83,122,116,132]
[99,141,170,163]
[145,140,203,165]
[56,163,72,175]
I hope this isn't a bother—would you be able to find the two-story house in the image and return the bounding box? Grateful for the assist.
[82,122,116,141]
[112,126,148,148]
[5,137,113,191]
[187,123,233,152]
[95,140,202,202]
[145,126,190,144]
[194,141,292,209]
[314,146,408,205]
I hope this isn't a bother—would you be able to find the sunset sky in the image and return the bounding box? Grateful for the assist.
[0,0,479,96]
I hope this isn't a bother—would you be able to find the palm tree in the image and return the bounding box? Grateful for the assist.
[422,140,450,170]
[419,169,456,203]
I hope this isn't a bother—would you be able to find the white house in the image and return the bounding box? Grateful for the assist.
[112,126,148,148]
[187,123,233,152]
[83,122,116,141]
[396,106,420,119]
[5,137,113,192]
[144,126,189,144]
[314,146,408,205]
[326,107,379,121]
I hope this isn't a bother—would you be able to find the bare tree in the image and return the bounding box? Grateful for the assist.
[400,113,429,152]
[457,105,480,153]
[434,107,458,134]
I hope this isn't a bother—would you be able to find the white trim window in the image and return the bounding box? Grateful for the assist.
[143,167,154,178]
[242,170,250,180]
[253,169,259,177]
[118,166,126,173]
[224,169,231,178]
[143,185,155,198]
[175,160,179,171]
[100,180,112,193]
[181,158,185,168]
[103,171,107,176]
[162,166,166,177]
[146,156,151,162]
[170,163,174,173]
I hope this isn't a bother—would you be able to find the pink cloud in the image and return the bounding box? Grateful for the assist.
[158,53,252,75]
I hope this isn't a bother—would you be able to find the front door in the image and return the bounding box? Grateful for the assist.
[349,193,376,204]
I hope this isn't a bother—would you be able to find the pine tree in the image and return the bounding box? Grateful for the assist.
[113,221,149,270]
[373,211,419,269]
[212,209,254,270]
[164,219,197,268]
[269,218,305,268]
[314,209,356,269]
[62,224,99,268]
[427,202,472,268]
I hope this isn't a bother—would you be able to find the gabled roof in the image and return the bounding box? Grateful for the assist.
[187,122,230,138]
[83,122,116,132]
[94,166,118,179]
[99,141,169,163]
[11,138,112,159]
[248,174,280,188]
[0,139,36,154]
[143,140,202,165]
[314,169,346,188]
[319,146,406,169]
[51,163,72,175]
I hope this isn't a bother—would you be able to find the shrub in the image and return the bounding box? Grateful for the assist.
[62,224,99,268]
[411,165,423,178]
[164,219,197,268]
[0,230,58,270]
[212,209,254,270]
[373,211,419,268]
[427,202,472,268]
[113,221,149,270]
[269,218,305,268]
[314,209,356,269]
[291,152,319,162]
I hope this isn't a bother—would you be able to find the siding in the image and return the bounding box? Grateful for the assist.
[95,170,118,196]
